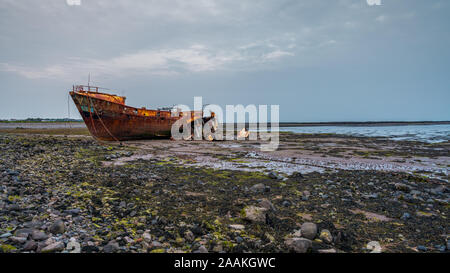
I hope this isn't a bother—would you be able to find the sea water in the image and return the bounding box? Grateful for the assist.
[280,124,450,143]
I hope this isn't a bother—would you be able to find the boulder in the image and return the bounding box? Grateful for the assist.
[242,206,267,223]
[301,222,318,240]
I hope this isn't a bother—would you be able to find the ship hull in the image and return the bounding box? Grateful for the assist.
[70,90,196,141]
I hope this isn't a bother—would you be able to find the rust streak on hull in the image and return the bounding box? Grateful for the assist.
[70,85,209,141]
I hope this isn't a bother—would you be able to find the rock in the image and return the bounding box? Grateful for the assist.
[401,212,410,220]
[430,185,446,195]
[23,240,37,251]
[236,236,243,243]
[14,228,33,238]
[301,222,317,240]
[103,241,120,253]
[9,236,27,244]
[291,229,302,237]
[196,245,208,253]
[268,172,282,180]
[0,232,12,238]
[282,200,291,207]
[291,172,303,180]
[250,183,266,193]
[143,232,152,243]
[41,241,65,253]
[242,206,267,223]
[285,238,312,253]
[64,208,81,216]
[259,199,276,211]
[49,220,65,235]
[82,245,100,253]
[7,204,20,211]
[366,241,382,253]
[31,230,49,241]
[212,244,223,252]
[417,245,427,252]
[66,241,81,253]
[151,241,162,248]
[319,229,333,243]
[23,221,43,229]
[229,224,245,230]
[123,236,134,244]
[394,183,411,193]
[318,248,337,253]
[302,191,310,201]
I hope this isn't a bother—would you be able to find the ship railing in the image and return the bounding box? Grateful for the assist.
[73,85,111,93]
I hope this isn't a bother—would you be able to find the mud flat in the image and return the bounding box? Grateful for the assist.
[0,129,448,253]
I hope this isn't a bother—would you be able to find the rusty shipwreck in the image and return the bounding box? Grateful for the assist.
[70,85,215,141]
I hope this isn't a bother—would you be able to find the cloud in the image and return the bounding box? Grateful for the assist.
[0,42,296,79]
[263,50,294,60]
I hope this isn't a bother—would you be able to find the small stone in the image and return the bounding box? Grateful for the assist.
[291,172,304,180]
[151,241,163,248]
[282,200,291,207]
[196,246,208,253]
[9,236,27,244]
[66,241,81,253]
[366,241,382,253]
[236,236,244,243]
[123,236,134,244]
[401,212,410,220]
[23,240,37,251]
[14,228,33,238]
[31,230,49,241]
[103,241,120,253]
[417,245,427,252]
[49,220,65,235]
[212,244,223,252]
[268,172,281,180]
[318,248,337,253]
[302,191,310,201]
[319,229,333,243]
[285,238,312,253]
[41,241,65,253]
[0,232,12,238]
[259,199,276,211]
[242,206,267,223]
[64,208,81,216]
[250,183,266,193]
[229,224,245,230]
[395,183,411,193]
[301,222,317,240]
[142,232,152,243]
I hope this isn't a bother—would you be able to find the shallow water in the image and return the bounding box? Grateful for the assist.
[280,124,450,143]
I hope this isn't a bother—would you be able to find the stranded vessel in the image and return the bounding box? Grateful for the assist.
[70,85,214,141]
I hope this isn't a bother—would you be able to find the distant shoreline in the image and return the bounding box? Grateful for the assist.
[1,120,449,128]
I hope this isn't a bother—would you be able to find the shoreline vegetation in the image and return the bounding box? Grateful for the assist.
[0,125,448,253]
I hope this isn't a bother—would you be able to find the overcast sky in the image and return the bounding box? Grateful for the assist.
[0,0,449,121]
